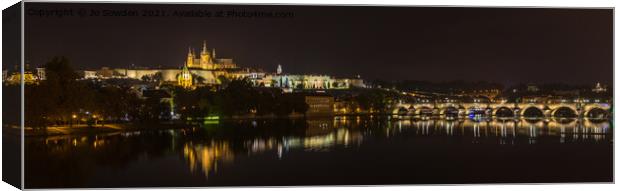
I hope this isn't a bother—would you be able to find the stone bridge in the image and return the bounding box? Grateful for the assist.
[391,100,611,118]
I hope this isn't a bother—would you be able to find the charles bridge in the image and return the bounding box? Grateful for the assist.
[391,96,611,118]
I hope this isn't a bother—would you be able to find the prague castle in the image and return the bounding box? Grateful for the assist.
[108,40,364,89]
[6,40,365,90]
[111,41,239,87]
[185,41,236,70]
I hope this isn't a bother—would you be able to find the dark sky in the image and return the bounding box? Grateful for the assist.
[23,3,613,85]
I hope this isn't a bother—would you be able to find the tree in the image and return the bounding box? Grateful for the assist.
[216,78,258,116]
[193,74,206,85]
[36,57,96,125]
[217,75,230,89]
[24,56,102,128]
[141,75,151,82]
[152,72,163,82]
[356,89,392,112]
[25,84,54,129]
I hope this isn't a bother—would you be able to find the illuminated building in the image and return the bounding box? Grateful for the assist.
[177,63,193,88]
[3,66,47,85]
[81,70,98,79]
[305,95,334,116]
[527,83,539,92]
[5,71,38,85]
[254,65,366,90]
[97,67,114,78]
[35,67,46,80]
[112,40,239,86]
[592,82,607,93]
[68,40,365,89]
[186,41,237,70]
[276,64,282,75]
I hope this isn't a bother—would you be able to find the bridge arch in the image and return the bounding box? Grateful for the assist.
[551,106,577,118]
[493,107,514,117]
[395,107,409,115]
[583,103,611,119]
[586,107,609,119]
[440,106,459,115]
[416,106,434,116]
[464,105,488,115]
[392,104,413,115]
[521,106,544,118]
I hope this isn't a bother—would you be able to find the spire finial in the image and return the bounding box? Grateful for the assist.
[202,40,207,54]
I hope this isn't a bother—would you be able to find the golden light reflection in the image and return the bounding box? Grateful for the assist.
[183,141,234,178]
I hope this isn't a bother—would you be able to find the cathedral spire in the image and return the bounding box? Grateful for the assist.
[188,47,194,56]
[202,40,208,54]
[212,48,216,58]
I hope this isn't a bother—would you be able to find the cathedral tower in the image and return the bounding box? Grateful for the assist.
[199,41,213,69]
[186,47,196,68]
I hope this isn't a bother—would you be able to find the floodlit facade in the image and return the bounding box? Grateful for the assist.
[305,95,335,116]
[177,64,193,88]
[111,41,238,85]
[9,40,365,90]
[254,65,366,90]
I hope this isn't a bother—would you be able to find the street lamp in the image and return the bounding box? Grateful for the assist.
[92,115,98,126]
[71,114,77,128]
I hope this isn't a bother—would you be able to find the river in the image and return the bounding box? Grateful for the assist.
[24,117,613,188]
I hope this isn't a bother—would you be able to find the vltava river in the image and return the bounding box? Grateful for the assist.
[25,117,613,188]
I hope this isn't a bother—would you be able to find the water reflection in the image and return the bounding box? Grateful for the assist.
[26,117,612,187]
[183,141,234,178]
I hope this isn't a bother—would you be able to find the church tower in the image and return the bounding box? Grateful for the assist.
[178,62,193,88]
[186,47,196,68]
[199,41,213,69]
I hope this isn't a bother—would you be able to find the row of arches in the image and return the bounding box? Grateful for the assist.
[394,106,609,119]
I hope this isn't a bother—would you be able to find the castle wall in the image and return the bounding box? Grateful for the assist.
[160,69,181,81]
[190,69,217,84]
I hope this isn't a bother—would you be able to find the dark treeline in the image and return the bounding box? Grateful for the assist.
[505,83,610,94]
[371,80,504,93]
[24,57,146,129]
[371,80,610,96]
[331,87,402,113]
[173,79,309,119]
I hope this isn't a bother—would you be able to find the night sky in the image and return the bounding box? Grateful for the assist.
[23,3,613,85]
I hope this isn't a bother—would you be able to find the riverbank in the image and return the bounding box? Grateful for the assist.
[3,122,194,137]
